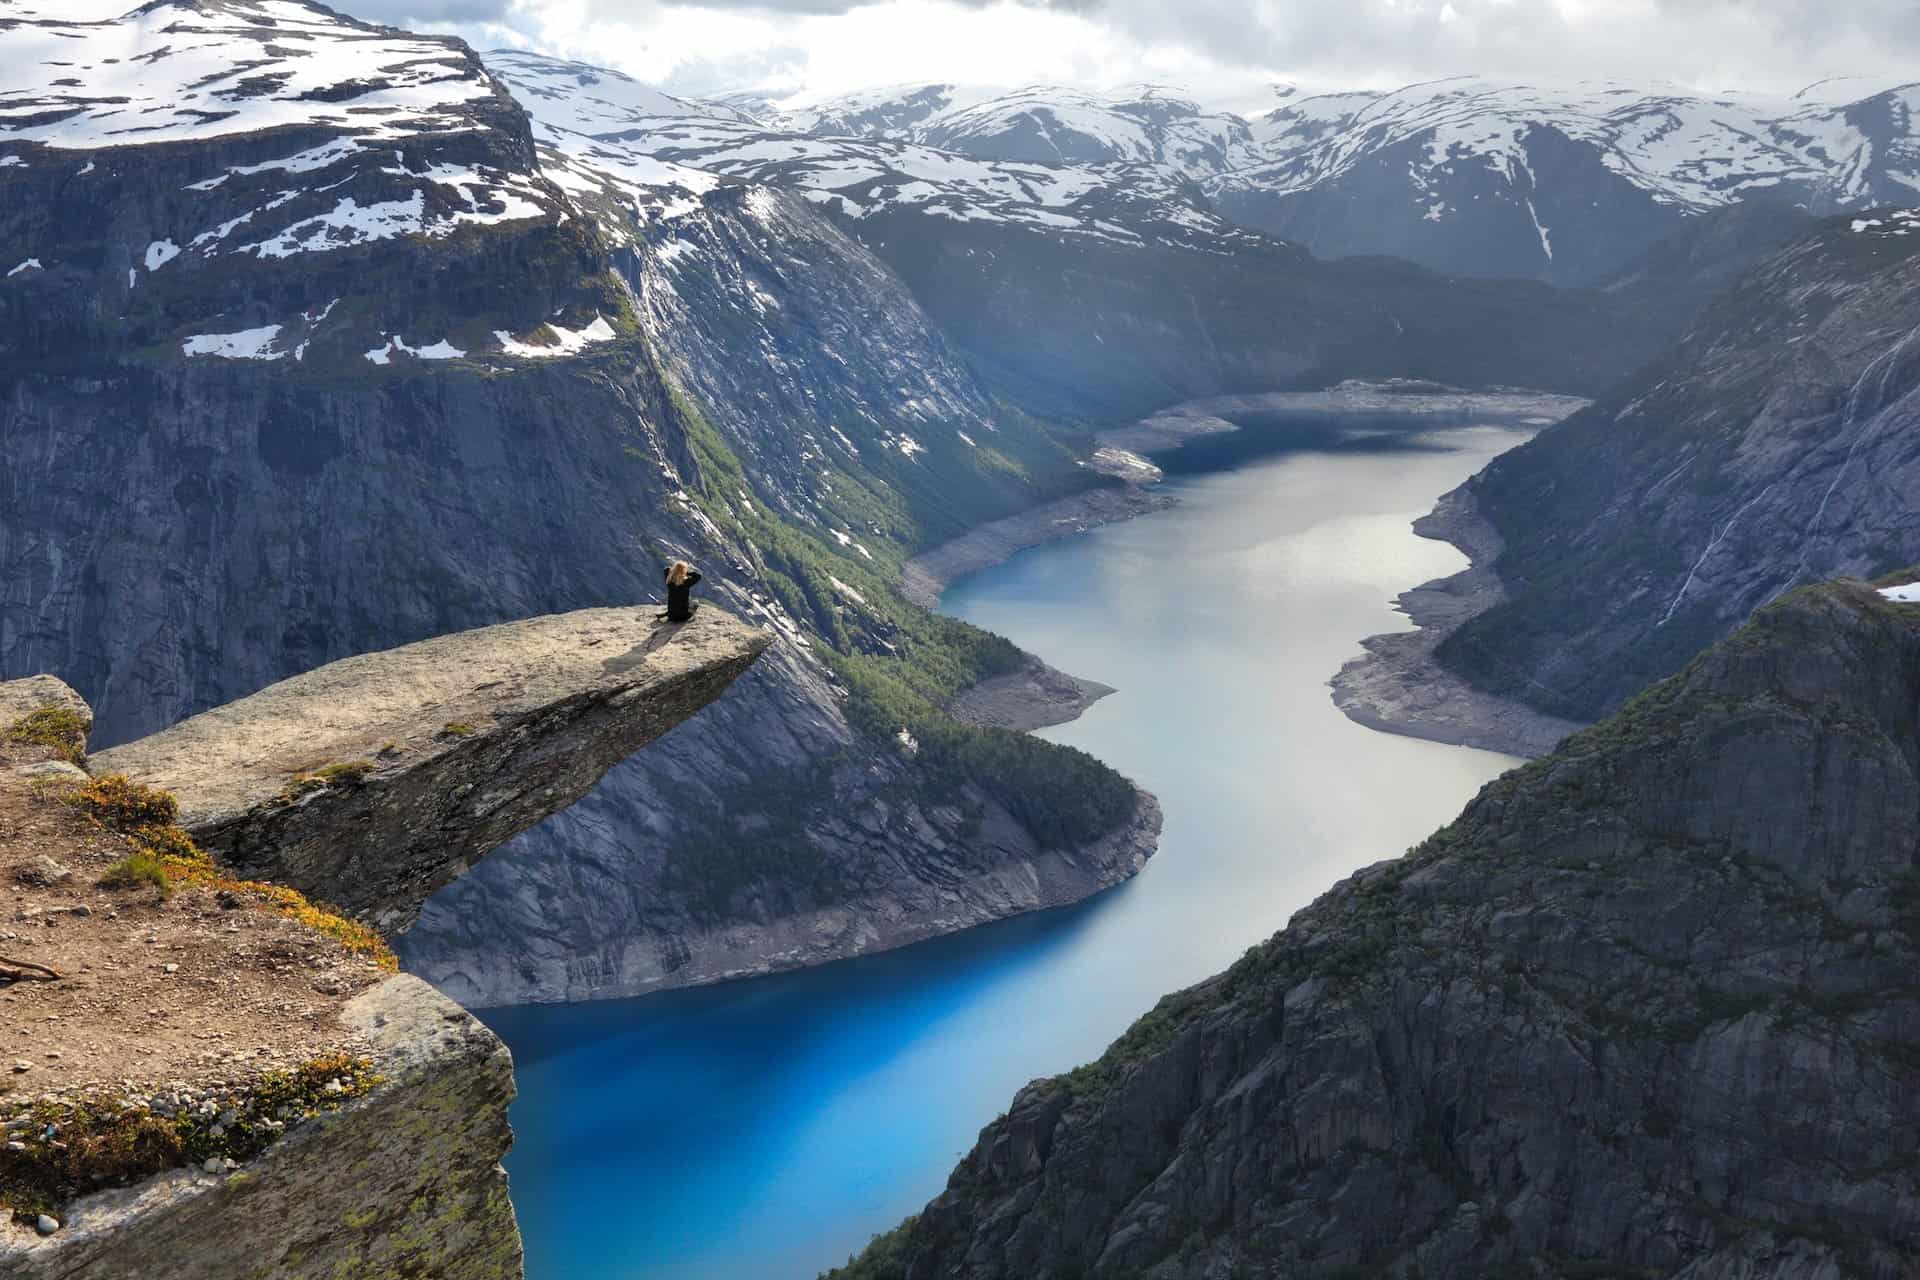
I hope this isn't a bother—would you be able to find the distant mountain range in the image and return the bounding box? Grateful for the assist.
[610,70,1920,284]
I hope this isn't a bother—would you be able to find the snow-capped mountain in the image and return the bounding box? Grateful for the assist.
[483,50,1655,424]
[0,0,595,367]
[742,81,1257,181]
[481,58,1254,252]
[712,73,1920,284]
[1211,76,1920,283]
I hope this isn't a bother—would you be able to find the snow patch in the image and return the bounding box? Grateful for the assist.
[7,258,41,277]
[827,575,868,606]
[493,314,617,358]
[182,324,284,361]
[367,334,468,364]
[1852,210,1919,235]
[1881,582,1920,603]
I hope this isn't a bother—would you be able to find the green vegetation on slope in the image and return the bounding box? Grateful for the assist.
[654,385,1138,919]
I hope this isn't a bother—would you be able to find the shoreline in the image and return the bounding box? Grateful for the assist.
[898,476,1174,611]
[1328,484,1588,759]
[905,381,1591,614]
[946,656,1116,733]
[916,381,1591,752]
[458,790,1164,1008]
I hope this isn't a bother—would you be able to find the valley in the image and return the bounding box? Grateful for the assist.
[2,2,1918,1275]
[481,407,1535,1280]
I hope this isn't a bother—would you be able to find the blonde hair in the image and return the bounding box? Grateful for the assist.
[667,560,691,586]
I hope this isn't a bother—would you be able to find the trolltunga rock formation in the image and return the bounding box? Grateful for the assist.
[91,606,769,932]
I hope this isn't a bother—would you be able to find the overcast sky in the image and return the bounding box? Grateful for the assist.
[349,0,1920,108]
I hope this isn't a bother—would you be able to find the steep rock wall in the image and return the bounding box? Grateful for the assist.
[840,581,1920,1279]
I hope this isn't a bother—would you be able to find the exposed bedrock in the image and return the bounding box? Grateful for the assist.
[841,580,1920,1279]
[91,606,769,932]
[2,977,523,1280]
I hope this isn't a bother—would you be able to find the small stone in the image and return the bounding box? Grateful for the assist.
[11,1061,30,1074]
[163,963,179,974]
[35,1214,58,1236]
[203,1157,223,1174]
[14,855,72,887]
[5,1141,23,1152]
[321,1079,345,1096]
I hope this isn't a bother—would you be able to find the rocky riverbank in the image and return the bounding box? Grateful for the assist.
[1330,485,1588,758]
[916,381,1590,756]
[945,657,1115,734]
[898,480,1174,610]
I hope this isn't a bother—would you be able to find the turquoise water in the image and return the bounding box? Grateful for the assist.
[478,421,1531,1280]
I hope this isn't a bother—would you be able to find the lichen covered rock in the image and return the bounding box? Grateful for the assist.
[1,977,523,1280]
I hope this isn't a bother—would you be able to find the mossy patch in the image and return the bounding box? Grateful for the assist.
[5,707,89,764]
[821,1217,917,1279]
[58,774,396,971]
[439,721,477,738]
[0,1052,379,1220]
[67,773,177,829]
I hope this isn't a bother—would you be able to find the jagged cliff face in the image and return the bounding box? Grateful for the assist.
[1438,210,1920,722]
[7,977,524,1280]
[842,581,1920,1279]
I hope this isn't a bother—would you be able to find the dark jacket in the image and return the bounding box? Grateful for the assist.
[666,569,702,622]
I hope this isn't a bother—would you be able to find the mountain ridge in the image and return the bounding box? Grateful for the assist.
[830,576,1920,1279]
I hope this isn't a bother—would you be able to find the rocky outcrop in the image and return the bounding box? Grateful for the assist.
[1437,211,1920,723]
[3,976,522,1280]
[0,675,89,740]
[91,606,768,932]
[1331,486,1590,758]
[840,580,1920,1279]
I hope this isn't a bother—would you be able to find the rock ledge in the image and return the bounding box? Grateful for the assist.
[93,607,769,931]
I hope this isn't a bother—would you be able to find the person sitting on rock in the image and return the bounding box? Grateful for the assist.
[664,560,702,623]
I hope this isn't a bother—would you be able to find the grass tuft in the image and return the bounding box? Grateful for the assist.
[67,773,177,830]
[98,851,170,899]
[5,707,89,764]
[275,759,376,805]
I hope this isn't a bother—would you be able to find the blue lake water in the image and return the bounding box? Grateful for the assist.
[477,421,1532,1280]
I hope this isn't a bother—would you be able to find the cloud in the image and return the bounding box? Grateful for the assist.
[349,0,519,23]
[335,0,1920,104]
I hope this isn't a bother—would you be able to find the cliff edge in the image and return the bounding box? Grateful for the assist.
[1,606,767,1274]
[93,607,770,932]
